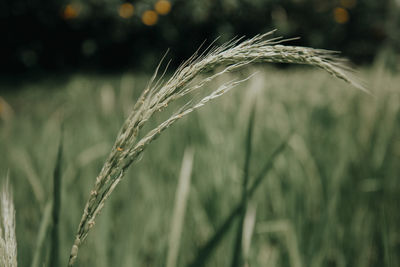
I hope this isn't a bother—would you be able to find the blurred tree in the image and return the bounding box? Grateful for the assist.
[0,0,398,75]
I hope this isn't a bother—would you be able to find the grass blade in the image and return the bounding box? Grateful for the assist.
[231,106,256,267]
[242,203,257,265]
[166,148,194,267]
[49,132,63,267]
[248,135,290,196]
[31,201,52,267]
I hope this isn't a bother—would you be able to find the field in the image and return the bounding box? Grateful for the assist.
[0,64,399,266]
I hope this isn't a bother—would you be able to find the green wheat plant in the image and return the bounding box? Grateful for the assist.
[67,30,365,266]
[0,176,18,267]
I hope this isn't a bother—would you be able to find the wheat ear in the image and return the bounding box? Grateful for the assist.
[67,30,365,266]
[0,175,18,267]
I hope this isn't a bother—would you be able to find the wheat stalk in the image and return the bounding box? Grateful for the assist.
[67,30,365,266]
[0,176,18,267]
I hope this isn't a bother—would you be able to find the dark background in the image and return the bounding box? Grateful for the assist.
[1,0,399,76]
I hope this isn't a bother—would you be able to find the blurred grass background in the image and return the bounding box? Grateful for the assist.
[1,61,399,266]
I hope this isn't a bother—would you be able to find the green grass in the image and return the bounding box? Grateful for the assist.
[0,64,399,267]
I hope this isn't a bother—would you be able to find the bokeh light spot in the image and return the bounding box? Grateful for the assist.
[62,4,79,20]
[154,0,171,15]
[340,0,357,9]
[119,3,134,19]
[333,7,349,24]
[142,10,158,26]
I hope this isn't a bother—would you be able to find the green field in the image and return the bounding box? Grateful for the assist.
[1,65,399,266]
